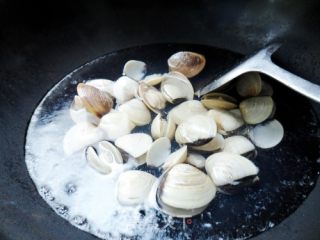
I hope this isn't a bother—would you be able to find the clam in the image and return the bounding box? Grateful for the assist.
[223,135,255,155]
[161,71,194,104]
[169,100,207,125]
[259,80,274,96]
[151,114,176,140]
[207,109,244,132]
[248,119,284,149]
[98,111,135,141]
[123,60,147,80]
[146,137,171,167]
[205,152,259,186]
[98,141,123,164]
[86,79,115,97]
[239,96,274,124]
[236,72,262,97]
[117,170,157,205]
[162,146,187,170]
[63,122,105,156]
[115,133,153,158]
[85,141,123,175]
[113,76,139,103]
[142,74,165,86]
[175,114,217,145]
[137,83,166,113]
[136,153,147,166]
[118,99,151,126]
[191,133,225,152]
[159,164,216,211]
[168,51,206,78]
[69,95,100,125]
[201,92,237,110]
[77,83,113,118]
[186,153,206,169]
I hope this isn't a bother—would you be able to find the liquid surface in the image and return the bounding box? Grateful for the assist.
[25,44,320,239]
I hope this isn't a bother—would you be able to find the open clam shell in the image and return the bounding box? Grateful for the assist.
[162,146,188,170]
[77,83,113,118]
[205,152,259,186]
[248,119,284,149]
[146,137,171,167]
[115,133,153,158]
[175,114,217,146]
[151,114,176,140]
[223,135,255,156]
[168,51,206,78]
[98,111,135,141]
[201,92,237,110]
[169,100,207,125]
[117,170,157,205]
[190,133,225,152]
[207,109,244,133]
[142,74,165,86]
[123,60,147,80]
[239,96,274,124]
[113,76,139,104]
[160,164,216,210]
[186,152,206,169]
[138,83,166,113]
[118,98,151,126]
[161,71,194,104]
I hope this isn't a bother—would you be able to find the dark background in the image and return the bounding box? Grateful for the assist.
[0,0,320,239]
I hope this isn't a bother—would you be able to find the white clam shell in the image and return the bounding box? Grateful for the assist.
[98,141,123,164]
[175,114,217,145]
[86,79,115,97]
[142,74,165,86]
[69,96,100,125]
[98,111,135,141]
[123,60,147,80]
[117,170,157,205]
[186,153,206,169]
[223,135,255,155]
[146,137,171,167]
[169,100,207,125]
[118,99,151,126]
[115,133,153,158]
[191,133,225,152]
[113,76,139,103]
[86,146,112,174]
[161,71,194,103]
[161,164,216,209]
[162,146,187,170]
[138,83,166,113]
[207,109,244,132]
[248,119,284,149]
[205,152,259,186]
[151,114,176,140]
[63,122,104,155]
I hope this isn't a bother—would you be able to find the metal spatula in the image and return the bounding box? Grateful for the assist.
[196,44,320,103]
